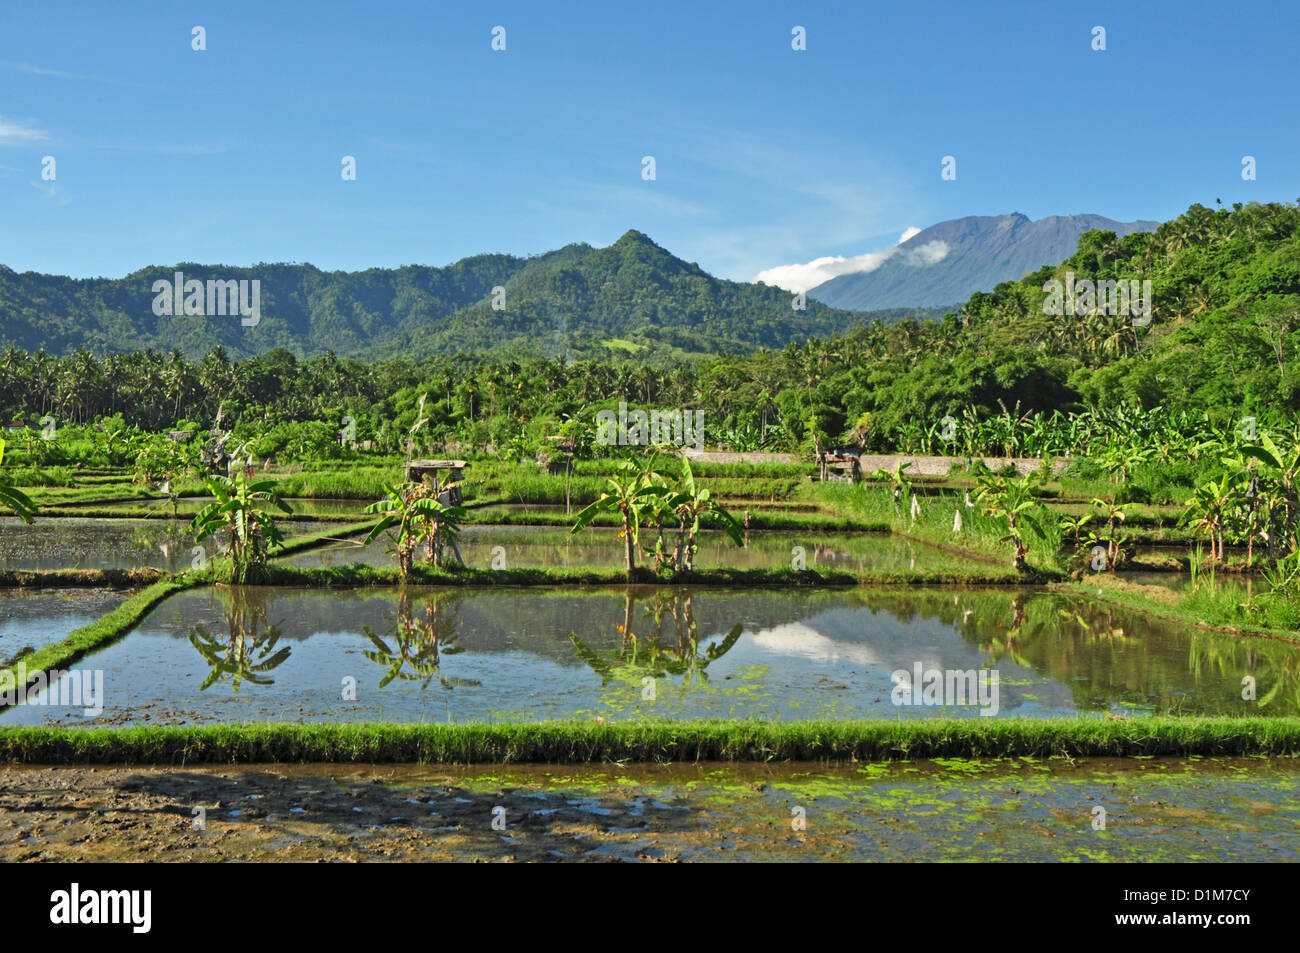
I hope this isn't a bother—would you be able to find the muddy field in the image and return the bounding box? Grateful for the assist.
[1,758,1295,862]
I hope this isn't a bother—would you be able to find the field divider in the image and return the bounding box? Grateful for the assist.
[1052,577,1300,645]
[270,519,382,560]
[0,568,167,589]
[1,716,1297,764]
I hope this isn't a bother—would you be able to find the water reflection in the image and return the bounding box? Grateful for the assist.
[187,588,290,691]
[5,585,1299,724]
[570,591,743,690]
[361,591,481,690]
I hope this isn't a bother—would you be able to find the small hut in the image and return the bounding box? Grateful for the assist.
[404,459,467,505]
[818,447,862,483]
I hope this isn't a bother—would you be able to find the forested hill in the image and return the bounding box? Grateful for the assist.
[801,200,1300,437]
[0,251,531,360]
[0,230,899,361]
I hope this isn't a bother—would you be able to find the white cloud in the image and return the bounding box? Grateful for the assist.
[0,116,48,146]
[752,226,949,294]
[903,240,949,265]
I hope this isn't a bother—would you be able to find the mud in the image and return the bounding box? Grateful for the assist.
[1,757,1295,862]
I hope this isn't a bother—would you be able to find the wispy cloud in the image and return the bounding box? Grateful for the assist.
[0,116,49,146]
[30,179,71,207]
[754,228,949,294]
[0,61,149,88]
[2,61,93,80]
[76,137,233,157]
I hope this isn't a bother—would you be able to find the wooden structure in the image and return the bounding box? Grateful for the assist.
[817,448,862,483]
[404,459,467,505]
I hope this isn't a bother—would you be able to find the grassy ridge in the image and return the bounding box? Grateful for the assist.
[1053,575,1300,645]
[0,568,165,589]
[258,563,1031,588]
[1,717,1297,764]
[271,520,380,559]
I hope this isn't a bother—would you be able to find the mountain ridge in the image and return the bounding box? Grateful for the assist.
[807,212,1160,311]
[0,230,899,362]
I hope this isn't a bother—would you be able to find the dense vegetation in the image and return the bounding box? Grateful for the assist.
[2,202,1296,460]
[0,231,896,363]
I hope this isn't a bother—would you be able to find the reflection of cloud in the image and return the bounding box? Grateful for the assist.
[0,116,48,146]
[753,228,948,294]
[748,621,882,667]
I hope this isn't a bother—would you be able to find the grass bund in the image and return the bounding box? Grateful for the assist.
[0,717,1297,765]
[258,562,1036,588]
[0,568,166,589]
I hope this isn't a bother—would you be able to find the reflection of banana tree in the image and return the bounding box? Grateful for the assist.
[361,591,479,690]
[186,590,289,692]
[569,590,743,691]
[979,598,1033,668]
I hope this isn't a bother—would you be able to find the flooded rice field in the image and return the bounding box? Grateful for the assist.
[4,585,1296,725]
[290,524,975,573]
[0,517,353,571]
[0,588,133,664]
[1,756,1294,861]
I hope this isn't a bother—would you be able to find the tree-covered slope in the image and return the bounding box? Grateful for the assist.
[0,231,880,361]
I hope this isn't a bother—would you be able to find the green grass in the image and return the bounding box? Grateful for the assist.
[0,568,165,589]
[257,562,1029,588]
[269,466,397,500]
[817,482,1065,575]
[1,716,1297,764]
[1053,574,1300,644]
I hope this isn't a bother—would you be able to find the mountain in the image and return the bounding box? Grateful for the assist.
[807,213,1161,311]
[0,231,896,361]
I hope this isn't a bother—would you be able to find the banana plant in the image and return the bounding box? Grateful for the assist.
[190,473,292,583]
[873,460,913,516]
[571,455,672,576]
[663,457,743,573]
[0,439,35,523]
[366,481,466,577]
[974,472,1046,572]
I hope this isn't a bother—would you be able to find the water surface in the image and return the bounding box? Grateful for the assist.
[6,585,1296,725]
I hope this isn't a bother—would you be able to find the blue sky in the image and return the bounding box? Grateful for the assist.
[1,0,1297,282]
